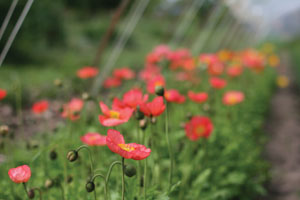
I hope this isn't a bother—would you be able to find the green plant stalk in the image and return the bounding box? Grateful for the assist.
[164,100,173,190]
[91,174,107,200]
[143,129,148,200]
[22,182,29,200]
[59,184,65,200]
[76,145,96,200]
[121,157,125,200]
[105,161,122,199]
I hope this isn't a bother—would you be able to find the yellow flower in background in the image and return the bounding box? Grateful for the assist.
[261,43,275,54]
[277,75,289,88]
[218,49,232,62]
[268,54,280,67]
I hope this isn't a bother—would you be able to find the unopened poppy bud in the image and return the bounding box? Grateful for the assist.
[0,125,9,136]
[28,189,35,199]
[135,106,144,120]
[124,164,136,177]
[139,118,148,130]
[82,92,90,101]
[155,85,164,96]
[67,175,73,183]
[45,179,54,188]
[49,149,57,160]
[67,150,78,162]
[86,181,95,192]
[54,79,63,87]
[151,117,157,124]
[186,113,193,120]
[27,140,39,149]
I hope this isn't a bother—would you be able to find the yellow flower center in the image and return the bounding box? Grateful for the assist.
[118,144,135,152]
[195,125,205,136]
[154,81,163,87]
[228,95,237,104]
[109,110,120,119]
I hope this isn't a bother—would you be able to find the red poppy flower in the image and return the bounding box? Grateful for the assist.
[104,77,122,89]
[188,91,208,104]
[210,77,227,89]
[165,89,185,104]
[32,100,49,114]
[122,88,148,109]
[223,91,245,105]
[242,49,265,72]
[139,64,161,81]
[185,116,213,141]
[208,61,224,76]
[80,132,106,146]
[98,102,133,126]
[106,129,151,160]
[140,96,166,117]
[227,65,243,77]
[0,89,7,100]
[147,75,165,94]
[113,67,135,80]
[77,66,99,79]
[61,98,84,121]
[8,165,31,183]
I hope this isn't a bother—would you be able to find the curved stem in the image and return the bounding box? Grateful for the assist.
[164,100,173,191]
[22,183,29,200]
[91,174,107,200]
[121,157,125,200]
[76,145,96,200]
[144,158,147,200]
[106,161,122,183]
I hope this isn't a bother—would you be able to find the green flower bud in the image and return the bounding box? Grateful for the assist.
[67,150,78,162]
[155,85,165,96]
[124,164,136,177]
[82,92,91,101]
[54,79,63,87]
[45,179,54,189]
[0,125,9,137]
[49,149,57,160]
[150,117,157,124]
[86,181,95,193]
[67,175,73,183]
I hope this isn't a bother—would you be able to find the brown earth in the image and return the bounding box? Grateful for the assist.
[264,53,300,200]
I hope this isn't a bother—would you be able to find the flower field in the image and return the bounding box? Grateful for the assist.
[0,45,279,200]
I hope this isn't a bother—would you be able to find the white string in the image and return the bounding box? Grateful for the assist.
[0,0,34,67]
[0,0,19,42]
[91,0,150,95]
[169,0,206,48]
[191,3,225,54]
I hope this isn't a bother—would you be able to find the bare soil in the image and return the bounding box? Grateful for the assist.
[264,53,300,200]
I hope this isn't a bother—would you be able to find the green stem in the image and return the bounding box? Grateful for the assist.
[91,174,107,200]
[105,161,122,199]
[76,145,96,200]
[59,184,65,200]
[22,183,29,200]
[144,158,147,200]
[121,157,125,200]
[164,100,173,190]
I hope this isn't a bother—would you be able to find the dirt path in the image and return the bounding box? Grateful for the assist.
[264,53,300,200]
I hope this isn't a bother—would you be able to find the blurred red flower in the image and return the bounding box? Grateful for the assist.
[185,116,213,141]
[139,64,161,81]
[227,65,243,77]
[81,132,106,146]
[210,77,227,89]
[147,75,165,94]
[8,165,31,183]
[98,102,133,126]
[122,88,148,110]
[61,98,84,121]
[140,96,165,117]
[0,89,7,100]
[165,89,185,104]
[104,77,122,89]
[106,129,151,160]
[242,49,265,72]
[113,67,135,80]
[77,66,99,79]
[223,91,245,105]
[32,100,49,114]
[188,91,208,104]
